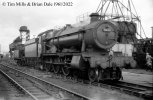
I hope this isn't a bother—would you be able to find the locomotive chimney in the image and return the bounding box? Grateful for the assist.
[66,24,72,29]
[90,13,100,23]
[151,26,153,38]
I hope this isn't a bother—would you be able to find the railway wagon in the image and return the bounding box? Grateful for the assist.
[12,44,24,65]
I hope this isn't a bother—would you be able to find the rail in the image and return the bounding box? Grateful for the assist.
[1,61,153,100]
[0,63,91,100]
[0,68,38,100]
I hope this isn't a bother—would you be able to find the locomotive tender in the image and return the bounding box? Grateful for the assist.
[10,13,137,82]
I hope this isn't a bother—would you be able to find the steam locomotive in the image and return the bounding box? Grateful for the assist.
[10,13,137,82]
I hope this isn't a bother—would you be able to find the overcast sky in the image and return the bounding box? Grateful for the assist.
[0,0,153,53]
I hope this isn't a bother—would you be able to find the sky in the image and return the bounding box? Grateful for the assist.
[0,0,153,53]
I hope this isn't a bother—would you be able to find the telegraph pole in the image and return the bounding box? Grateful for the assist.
[151,26,153,38]
[0,44,1,54]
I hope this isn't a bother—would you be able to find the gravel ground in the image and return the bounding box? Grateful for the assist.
[122,68,153,87]
[0,62,145,100]
[0,77,8,100]
[123,68,153,75]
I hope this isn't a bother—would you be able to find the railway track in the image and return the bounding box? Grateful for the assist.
[0,69,33,100]
[1,61,153,100]
[0,63,91,100]
[0,68,35,100]
[101,81,153,99]
[0,68,55,100]
[74,78,153,100]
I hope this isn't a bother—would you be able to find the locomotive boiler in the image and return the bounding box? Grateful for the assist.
[46,14,118,51]
[42,13,137,82]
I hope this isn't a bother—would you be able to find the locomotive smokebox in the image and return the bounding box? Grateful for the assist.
[90,13,100,23]
[84,20,118,49]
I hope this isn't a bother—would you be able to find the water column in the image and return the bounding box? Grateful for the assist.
[19,26,30,44]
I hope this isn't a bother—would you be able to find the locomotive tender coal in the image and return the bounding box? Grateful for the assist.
[10,13,137,82]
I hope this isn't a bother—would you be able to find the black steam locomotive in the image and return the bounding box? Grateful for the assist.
[10,13,137,82]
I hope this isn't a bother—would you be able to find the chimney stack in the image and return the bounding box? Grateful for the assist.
[89,13,100,23]
[65,24,72,29]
